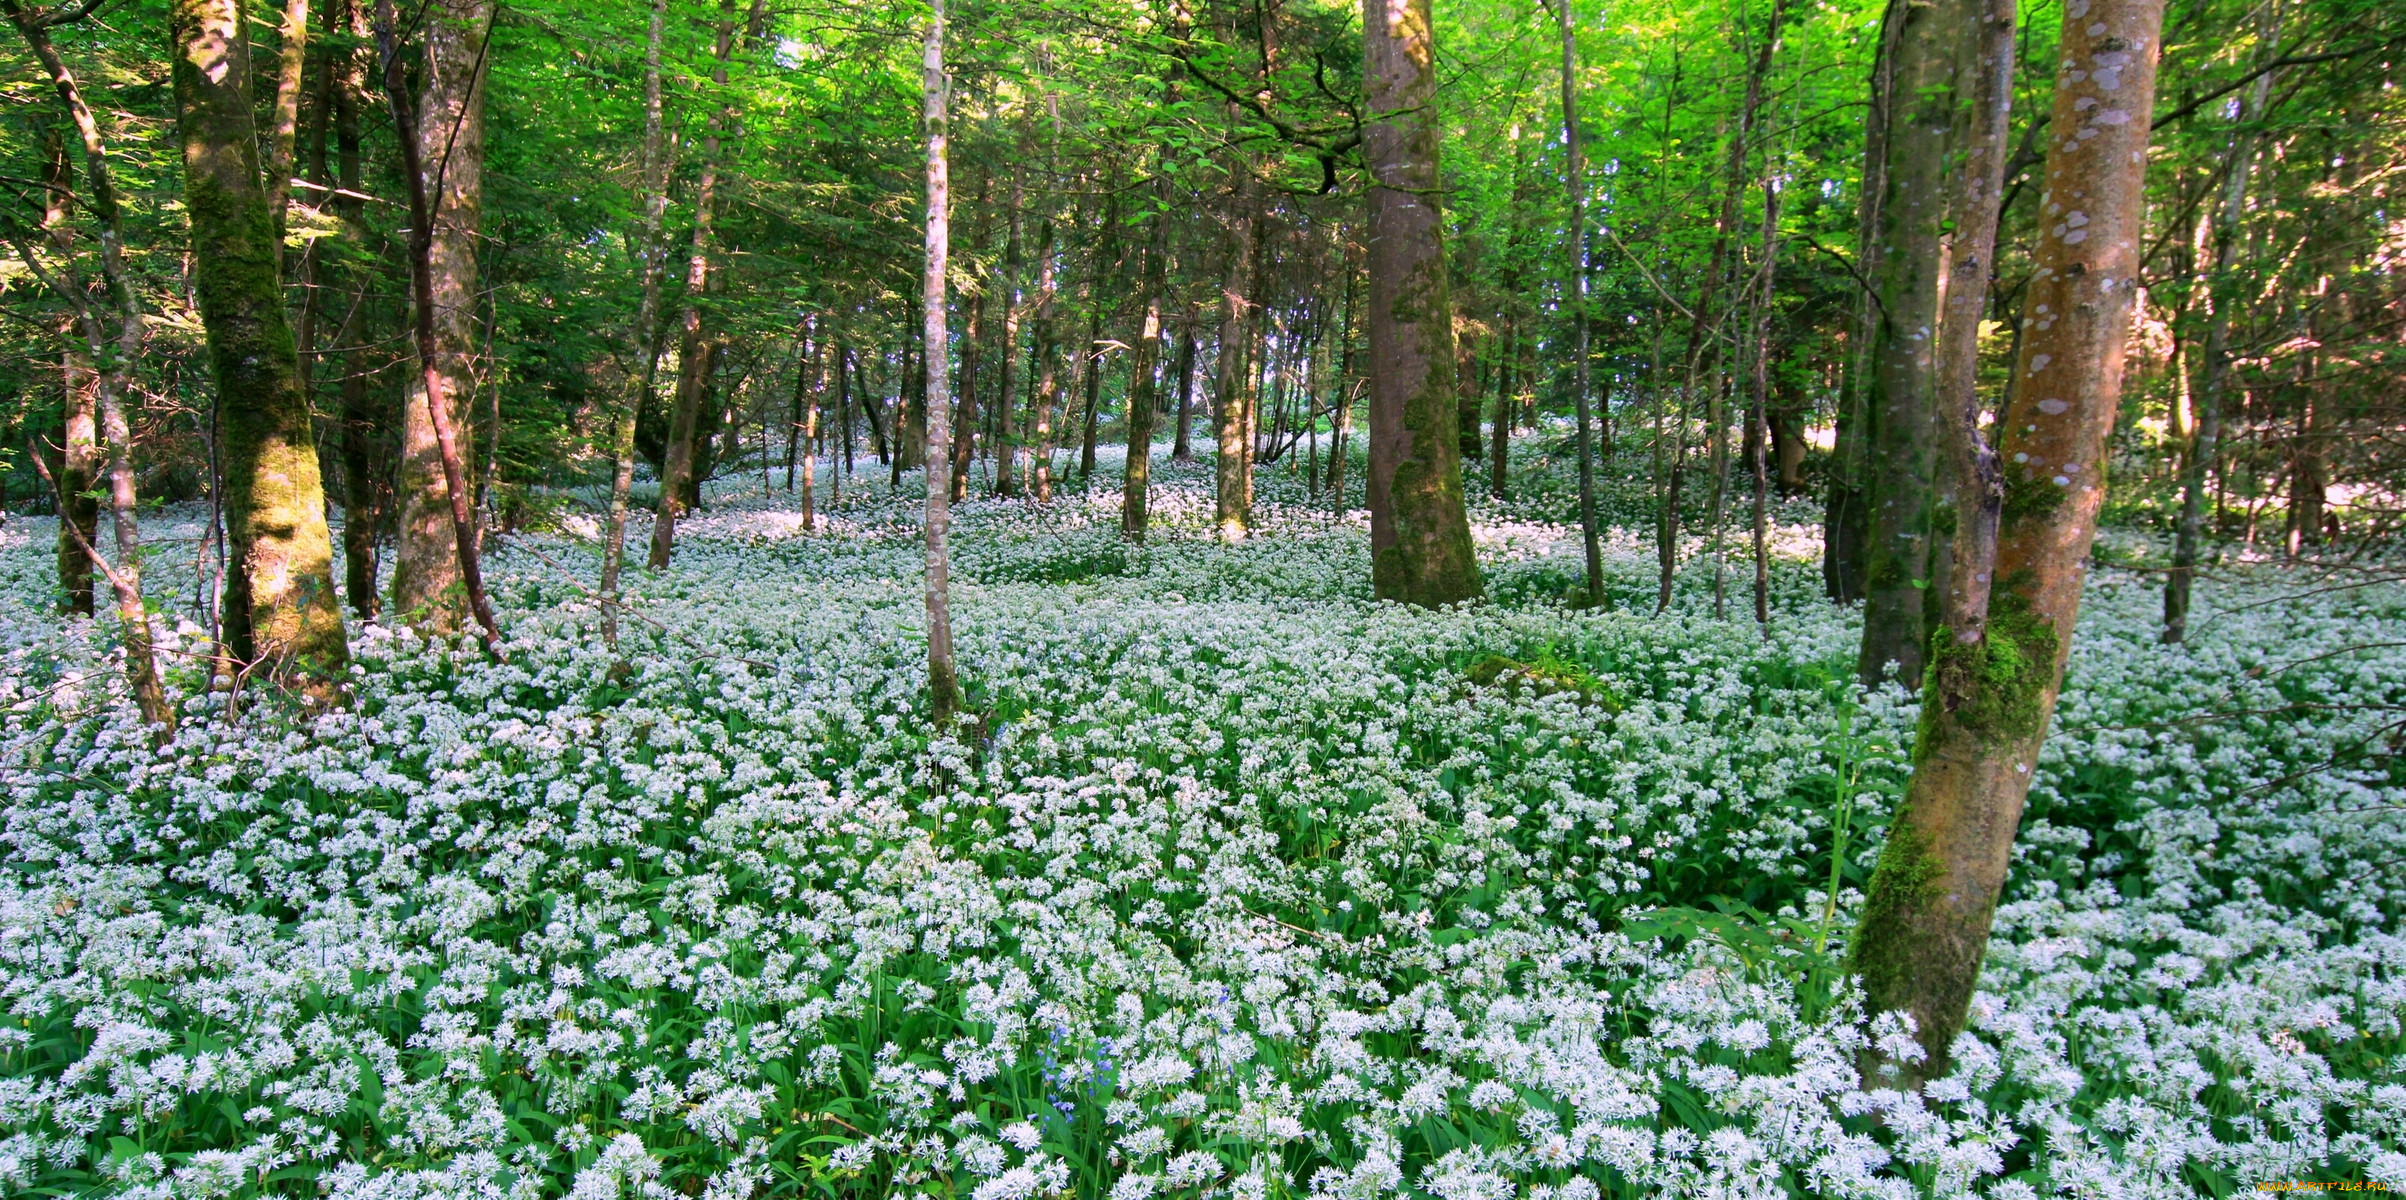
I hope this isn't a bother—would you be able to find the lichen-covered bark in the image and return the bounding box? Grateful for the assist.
[1362,0,1481,608]
[171,0,349,689]
[1852,0,2162,1080]
[389,0,490,628]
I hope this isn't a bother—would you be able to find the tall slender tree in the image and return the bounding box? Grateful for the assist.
[4,0,172,727]
[1558,0,1602,605]
[922,0,962,722]
[651,0,745,568]
[2164,26,2275,643]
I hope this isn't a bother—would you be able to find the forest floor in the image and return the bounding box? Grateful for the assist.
[2,448,2402,1198]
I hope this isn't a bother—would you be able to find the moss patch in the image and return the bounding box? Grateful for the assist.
[2001,467,2066,529]
[1465,648,1625,712]
[1922,591,2061,755]
[1848,819,1946,1006]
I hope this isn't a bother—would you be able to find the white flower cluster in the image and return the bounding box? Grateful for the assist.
[0,456,2397,1200]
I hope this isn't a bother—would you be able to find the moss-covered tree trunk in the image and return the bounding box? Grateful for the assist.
[1361,0,1481,607]
[1852,0,2161,1080]
[1853,0,1955,685]
[377,0,500,650]
[648,0,738,570]
[170,0,350,690]
[387,0,491,629]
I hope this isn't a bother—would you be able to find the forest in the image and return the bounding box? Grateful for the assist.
[0,0,2403,1189]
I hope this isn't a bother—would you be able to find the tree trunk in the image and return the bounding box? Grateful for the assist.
[1488,319,1512,501]
[1120,187,1170,540]
[1852,0,2157,1080]
[649,0,741,568]
[1852,0,1959,685]
[1362,0,1482,607]
[330,0,384,621]
[6,0,172,727]
[171,0,350,689]
[2164,41,2269,641]
[1561,0,1602,604]
[996,168,1026,497]
[1750,168,1784,631]
[1030,211,1062,501]
[386,0,496,640]
[38,119,97,617]
[1172,311,1198,461]
[921,0,961,722]
[1331,260,1359,517]
[261,0,309,254]
[1214,181,1256,536]
[1822,17,1893,607]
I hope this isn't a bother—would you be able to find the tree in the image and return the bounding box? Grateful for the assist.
[1557,0,1601,606]
[169,0,349,692]
[1212,180,1256,538]
[2163,25,2274,644]
[601,0,670,646]
[1852,0,2163,1078]
[1120,178,1170,540]
[376,0,502,650]
[922,0,962,722]
[1852,0,1960,686]
[1361,0,1481,607]
[5,0,172,728]
[650,0,744,569]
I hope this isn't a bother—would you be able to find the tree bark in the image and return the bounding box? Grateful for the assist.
[1852,0,2158,1080]
[649,0,738,568]
[375,0,499,650]
[385,0,494,639]
[1749,169,1783,631]
[2163,30,2270,639]
[1560,0,1602,604]
[1853,0,1960,686]
[172,0,351,689]
[38,118,97,617]
[1213,179,1256,536]
[1172,310,1198,461]
[996,167,1026,497]
[261,0,309,253]
[921,0,961,722]
[1120,185,1170,540]
[329,0,383,621]
[1362,0,1482,606]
